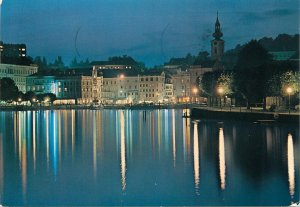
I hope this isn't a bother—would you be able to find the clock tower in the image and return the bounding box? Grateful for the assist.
[211,12,224,61]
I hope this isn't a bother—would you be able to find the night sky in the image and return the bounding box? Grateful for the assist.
[1,0,299,66]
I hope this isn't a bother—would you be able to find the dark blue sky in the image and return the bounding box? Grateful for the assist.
[1,0,299,66]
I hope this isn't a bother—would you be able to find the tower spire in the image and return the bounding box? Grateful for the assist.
[213,11,223,40]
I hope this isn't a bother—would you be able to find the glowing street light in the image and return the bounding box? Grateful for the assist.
[286,87,293,114]
[44,97,50,103]
[18,98,22,102]
[193,88,198,94]
[218,87,224,109]
[120,74,125,79]
[218,87,224,95]
[193,87,198,103]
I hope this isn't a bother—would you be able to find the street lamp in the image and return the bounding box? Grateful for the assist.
[218,87,224,110]
[286,87,293,114]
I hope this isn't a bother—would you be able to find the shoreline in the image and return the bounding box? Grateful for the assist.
[1,105,299,124]
[0,103,198,111]
[191,107,300,123]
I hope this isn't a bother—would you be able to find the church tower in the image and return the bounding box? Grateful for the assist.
[211,12,224,61]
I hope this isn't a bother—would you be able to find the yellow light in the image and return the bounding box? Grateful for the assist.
[218,87,224,94]
[18,98,22,102]
[193,88,198,94]
[32,98,36,102]
[44,97,50,102]
[286,87,293,94]
[120,74,125,79]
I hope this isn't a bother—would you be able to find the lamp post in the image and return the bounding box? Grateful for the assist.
[286,87,292,114]
[217,87,224,110]
[17,97,22,105]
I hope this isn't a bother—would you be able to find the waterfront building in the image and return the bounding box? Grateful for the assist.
[56,75,102,104]
[171,70,191,103]
[26,75,56,94]
[0,63,38,92]
[26,68,102,104]
[101,70,139,104]
[164,83,174,102]
[138,71,165,103]
[101,70,166,104]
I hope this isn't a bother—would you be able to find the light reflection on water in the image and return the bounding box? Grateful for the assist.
[0,109,299,206]
[193,121,200,194]
[287,133,295,199]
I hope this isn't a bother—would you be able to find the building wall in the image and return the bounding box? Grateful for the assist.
[102,77,119,103]
[164,83,174,102]
[56,76,82,100]
[26,76,56,94]
[0,63,38,93]
[0,42,27,58]
[138,73,165,103]
[171,71,190,102]
[102,73,165,104]
[80,76,102,104]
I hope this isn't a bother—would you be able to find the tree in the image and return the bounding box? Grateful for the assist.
[24,91,37,105]
[234,40,272,109]
[266,74,281,96]
[15,91,25,102]
[0,78,19,101]
[217,73,234,96]
[44,93,57,104]
[235,40,271,70]
[200,71,223,106]
[280,71,300,95]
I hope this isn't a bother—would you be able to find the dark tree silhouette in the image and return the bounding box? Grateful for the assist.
[0,78,19,101]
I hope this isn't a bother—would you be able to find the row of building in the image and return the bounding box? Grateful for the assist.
[0,63,213,104]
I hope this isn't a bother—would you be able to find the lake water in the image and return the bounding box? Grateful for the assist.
[0,109,299,206]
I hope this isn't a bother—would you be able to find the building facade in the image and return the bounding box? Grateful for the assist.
[0,42,27,58]
[0,63,38,92]
[26,76,56,94]
[138,72,165,103]
[171,70,191,103]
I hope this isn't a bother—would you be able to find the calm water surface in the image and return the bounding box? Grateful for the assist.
[0,109,299,206]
